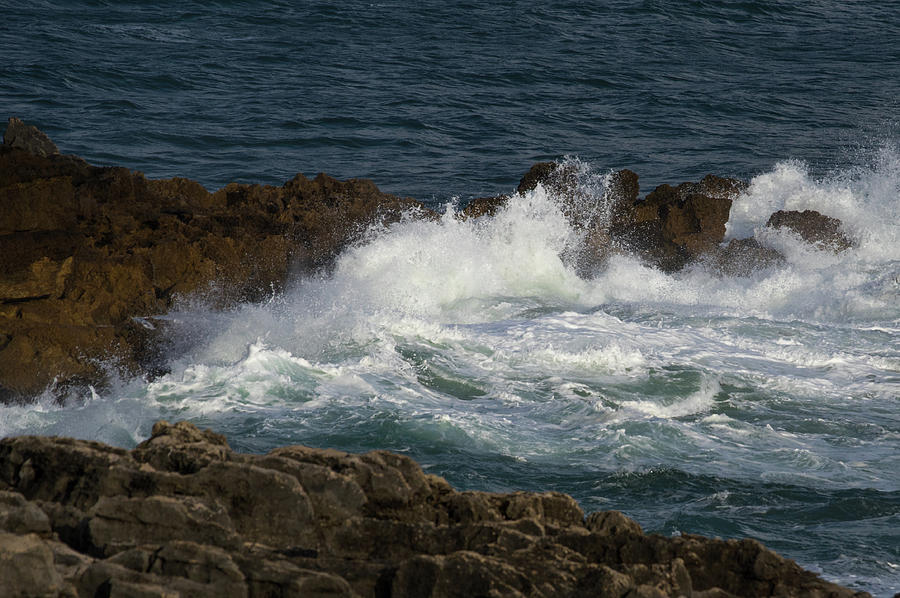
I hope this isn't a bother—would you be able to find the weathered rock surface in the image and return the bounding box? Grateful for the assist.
[618,175,746,272]
[0,420,869,598]
[766,210,853,251]
[2,117,59,157]
[0,118,427,399]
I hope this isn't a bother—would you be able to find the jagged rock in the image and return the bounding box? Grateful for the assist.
[766,209,853,251]
[517,161,560,195]
[465,163,745,275]
[0,421,870,598]
[0,118,427,399]
[2,117,59,157]
[620,175,747,272]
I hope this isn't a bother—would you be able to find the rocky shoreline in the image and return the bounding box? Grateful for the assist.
[0,118,855,402]
[0,118,873,596]
[0,420,870,597]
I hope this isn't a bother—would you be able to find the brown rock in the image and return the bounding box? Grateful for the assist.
[132,419,230,474]
[517,161,560,195]
[0,490,51,535]
[460,194,509,219]
[86,495,239,556]
[0,421,870,598]
[0,532,68,598]
[0,119,427,400]
[3,117,59,157]
[766,209,853,251]
[620,175,746,272]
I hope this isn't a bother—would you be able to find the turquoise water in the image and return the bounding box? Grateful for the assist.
[2,2,900,595]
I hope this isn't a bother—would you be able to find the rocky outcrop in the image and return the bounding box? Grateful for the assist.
[1,120,858,399]
[766,210,853,251]
[487,162,747,274]
[0,118,427,400]
[2,117,59,157]
[617,175,746,272]
[0,420,869,598]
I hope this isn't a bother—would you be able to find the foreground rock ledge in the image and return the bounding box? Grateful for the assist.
[0,421,868,598]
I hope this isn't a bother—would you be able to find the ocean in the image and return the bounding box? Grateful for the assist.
[1,1,899,595]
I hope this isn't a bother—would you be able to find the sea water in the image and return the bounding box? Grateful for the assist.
[2,159,898,595]
[2,1,899,595]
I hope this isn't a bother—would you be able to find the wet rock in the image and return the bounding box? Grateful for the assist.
[517,161,560,195]
[0,118,427,399]
[460,194,509,219]
[766,209,853,251]
[707,238,786,277]
[467,163,743,275]
[0,420,870,598]
[620,175,747,272]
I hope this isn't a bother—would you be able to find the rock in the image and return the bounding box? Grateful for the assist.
[0,490,51,535]
[465,163,745,275]
[0,532,69,598]
[0,118,428,400]
[460,194,509,219]
[85,495,240,556]
[517,161,560,195]
[620,175,747,272]
[3,117,59,157]
[766,209,853,251]
[707,238,786,277]
[0,420,871,598]
[132,419,230,474]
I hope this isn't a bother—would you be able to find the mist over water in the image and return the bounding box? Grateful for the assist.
[3,154,898,595]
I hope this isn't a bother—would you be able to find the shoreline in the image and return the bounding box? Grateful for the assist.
[0,420,871,597]
[0,117,853,402]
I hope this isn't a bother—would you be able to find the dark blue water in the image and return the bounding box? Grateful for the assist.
[3,2,899,596]
[3,1,899,200]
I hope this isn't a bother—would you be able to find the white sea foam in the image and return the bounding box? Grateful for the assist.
[1,153,897,554]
